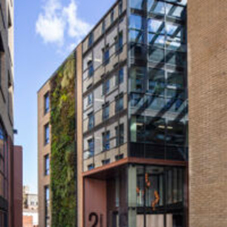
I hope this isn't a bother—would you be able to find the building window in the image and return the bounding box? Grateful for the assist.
[88,112,94,130]
[103,79,110,95]
[115,94,124,113]
[86,138,94,159]
[102,131,110,151]
[103,46,110,65]
[44,155,50,176]
[44,92,49,114]
[102,103,110,120]
[102,21,105,34]
[119,0,123,15]
[116,68,124,85]
[115,124,124,146]
[102,159,110,165]
[88,60,94,77]
[88,164,95,170]
[115,31,123,54]
[111,10,114,23]
[45,186,50,227]
[44,124,49,145]
[88,32,93,48]
[88,93,93,106]
[115,154,124,161]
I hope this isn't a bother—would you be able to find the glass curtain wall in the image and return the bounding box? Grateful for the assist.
[128,164,186,227]
[128,0,188,161]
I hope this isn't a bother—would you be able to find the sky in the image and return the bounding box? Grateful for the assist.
[14,0,116,193]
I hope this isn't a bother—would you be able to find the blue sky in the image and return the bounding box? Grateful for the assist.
[14,0,115,193]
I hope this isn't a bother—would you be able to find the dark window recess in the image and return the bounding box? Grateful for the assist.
[88,164,95,170]
[102,131,110,151]
[103,46,110,65]
[44,155,50,176]
[119,0,123,15]
[115,94,124,113]
[111,10,114,23]
[88,33,93,48]
[102,103,110,120]
[102,21,105,34]
[115,124,124,146]
[88,61,94,77]
[44,92,50,114]
[44,124,49,145]
[88,112,94,130]
[116,68,124,85]
[115,32,123,54]
[102,159,110,165]
[115,154,124,161]
[103,79,110,95]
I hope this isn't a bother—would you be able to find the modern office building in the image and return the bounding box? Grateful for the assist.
[0,0,23,227]
[38,0,227,227]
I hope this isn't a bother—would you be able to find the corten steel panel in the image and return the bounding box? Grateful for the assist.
[84,178,107,227]
[188,1,227,226]
[37,81,51,227]
[13,146,23,227]
[76,44,84,227]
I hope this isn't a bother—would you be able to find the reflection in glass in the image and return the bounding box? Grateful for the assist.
[148,33,165,47]
[129,14,143,30]
[166,120,185,146]
[131,93,144,108]
[146,96,165,111]
[148,47,164,63]
[166,3,185,19]
[129,165,185,227]
[130,0,144,10]
[148,19,165,34]
[129,30,144,43]
[131,67,146,92]
[145,117,165,143]
[147,0,165,15]
[148,68,165,95]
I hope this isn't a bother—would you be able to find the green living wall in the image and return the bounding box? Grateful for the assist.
[50,54,77,227]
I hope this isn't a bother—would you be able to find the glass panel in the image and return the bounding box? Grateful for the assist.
[166,23,186,51]
[166,120,185,146]
[148,47,165,63]
[130,0,144,10]
[146,96,165,111]
[130,93,144,109]
[129,14,144,30]
[130,67,146,92]
[145,117,165,144]
[166,3,185,19]
[148,19,165,34]
[166,50,186,67]
[148,0,165,15]
[148,33,165,48]
[129,30,144,43]
[147,68,165,96]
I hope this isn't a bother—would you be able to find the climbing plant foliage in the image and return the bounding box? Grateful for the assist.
[50,54,76,227]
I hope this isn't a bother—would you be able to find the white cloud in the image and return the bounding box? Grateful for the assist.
[36,0,92,48]
[63,0,92,40]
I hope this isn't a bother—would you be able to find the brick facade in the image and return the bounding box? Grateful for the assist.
[188,0,227,226]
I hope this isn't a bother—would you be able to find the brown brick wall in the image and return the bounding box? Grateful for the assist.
[188,1,227,226]
[38,82,51,227]
[23,216,33,227]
